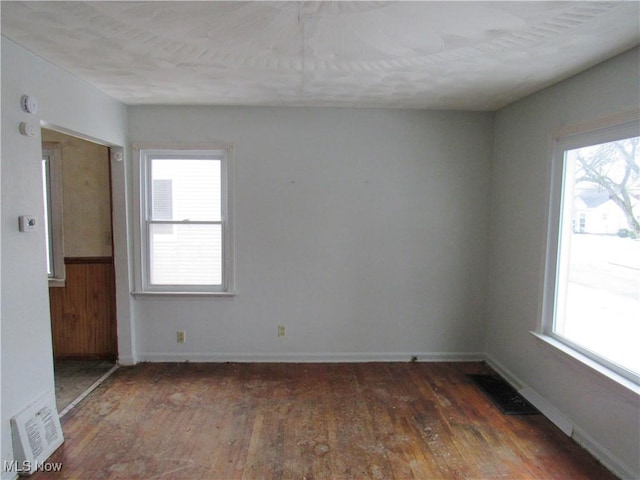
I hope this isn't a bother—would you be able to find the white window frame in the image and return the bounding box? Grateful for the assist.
[540,118,639,386]
[134,145,235,296]
[42,142,65,287]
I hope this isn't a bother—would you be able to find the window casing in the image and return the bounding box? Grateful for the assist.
[542,119,639,385]
[136,147,234,294]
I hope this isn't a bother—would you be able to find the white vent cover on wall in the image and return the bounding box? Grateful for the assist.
[10,392,64,476]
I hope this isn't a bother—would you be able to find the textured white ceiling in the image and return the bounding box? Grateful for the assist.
[1,1,639,110]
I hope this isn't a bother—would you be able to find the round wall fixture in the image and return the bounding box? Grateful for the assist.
[112,151,124,162]
[20,95,38,114]
[19,122,38,137]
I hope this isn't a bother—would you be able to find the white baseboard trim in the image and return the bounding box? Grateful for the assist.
[486,354,574,435]
[137,351,485,363]
[572,425,637,480]
[485,354,635,480]
[517,385,573,436]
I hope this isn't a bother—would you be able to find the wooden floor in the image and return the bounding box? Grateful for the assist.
[34,362,615,480]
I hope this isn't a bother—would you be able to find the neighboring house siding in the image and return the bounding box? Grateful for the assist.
[572,188,639,235]
[573,199,636,234]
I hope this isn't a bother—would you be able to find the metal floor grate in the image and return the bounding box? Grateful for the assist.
[468,374,540,415]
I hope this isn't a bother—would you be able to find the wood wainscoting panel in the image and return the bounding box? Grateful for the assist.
[49,257,117,359]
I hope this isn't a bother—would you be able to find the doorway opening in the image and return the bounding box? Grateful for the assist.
[41,128,119,413]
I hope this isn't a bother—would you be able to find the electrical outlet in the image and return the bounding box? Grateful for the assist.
[277,325,285,337]
[176,331,186,344]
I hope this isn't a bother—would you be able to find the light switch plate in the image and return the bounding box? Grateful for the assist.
[18,215,37,232]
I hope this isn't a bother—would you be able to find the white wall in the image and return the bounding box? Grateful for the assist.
[487,47,640,478]
[0,38,128,478]
[129,106,493,361]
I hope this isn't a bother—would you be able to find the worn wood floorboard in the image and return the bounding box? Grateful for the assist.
[32,362,616,479]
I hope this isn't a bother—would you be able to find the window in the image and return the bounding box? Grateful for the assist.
[137,147,234,294]
[543,120,639,384]
[42,143,65,286]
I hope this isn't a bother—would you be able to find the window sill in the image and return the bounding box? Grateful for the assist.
[49,278,66,288]
[531,332,640,399]
[131,290,237,298]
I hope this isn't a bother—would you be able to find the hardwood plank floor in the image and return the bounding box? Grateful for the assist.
[33,362,616,479]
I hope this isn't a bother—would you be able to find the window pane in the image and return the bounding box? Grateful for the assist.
[555,136,640,376]
[151,159,221,221]
[149,224,222,285]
